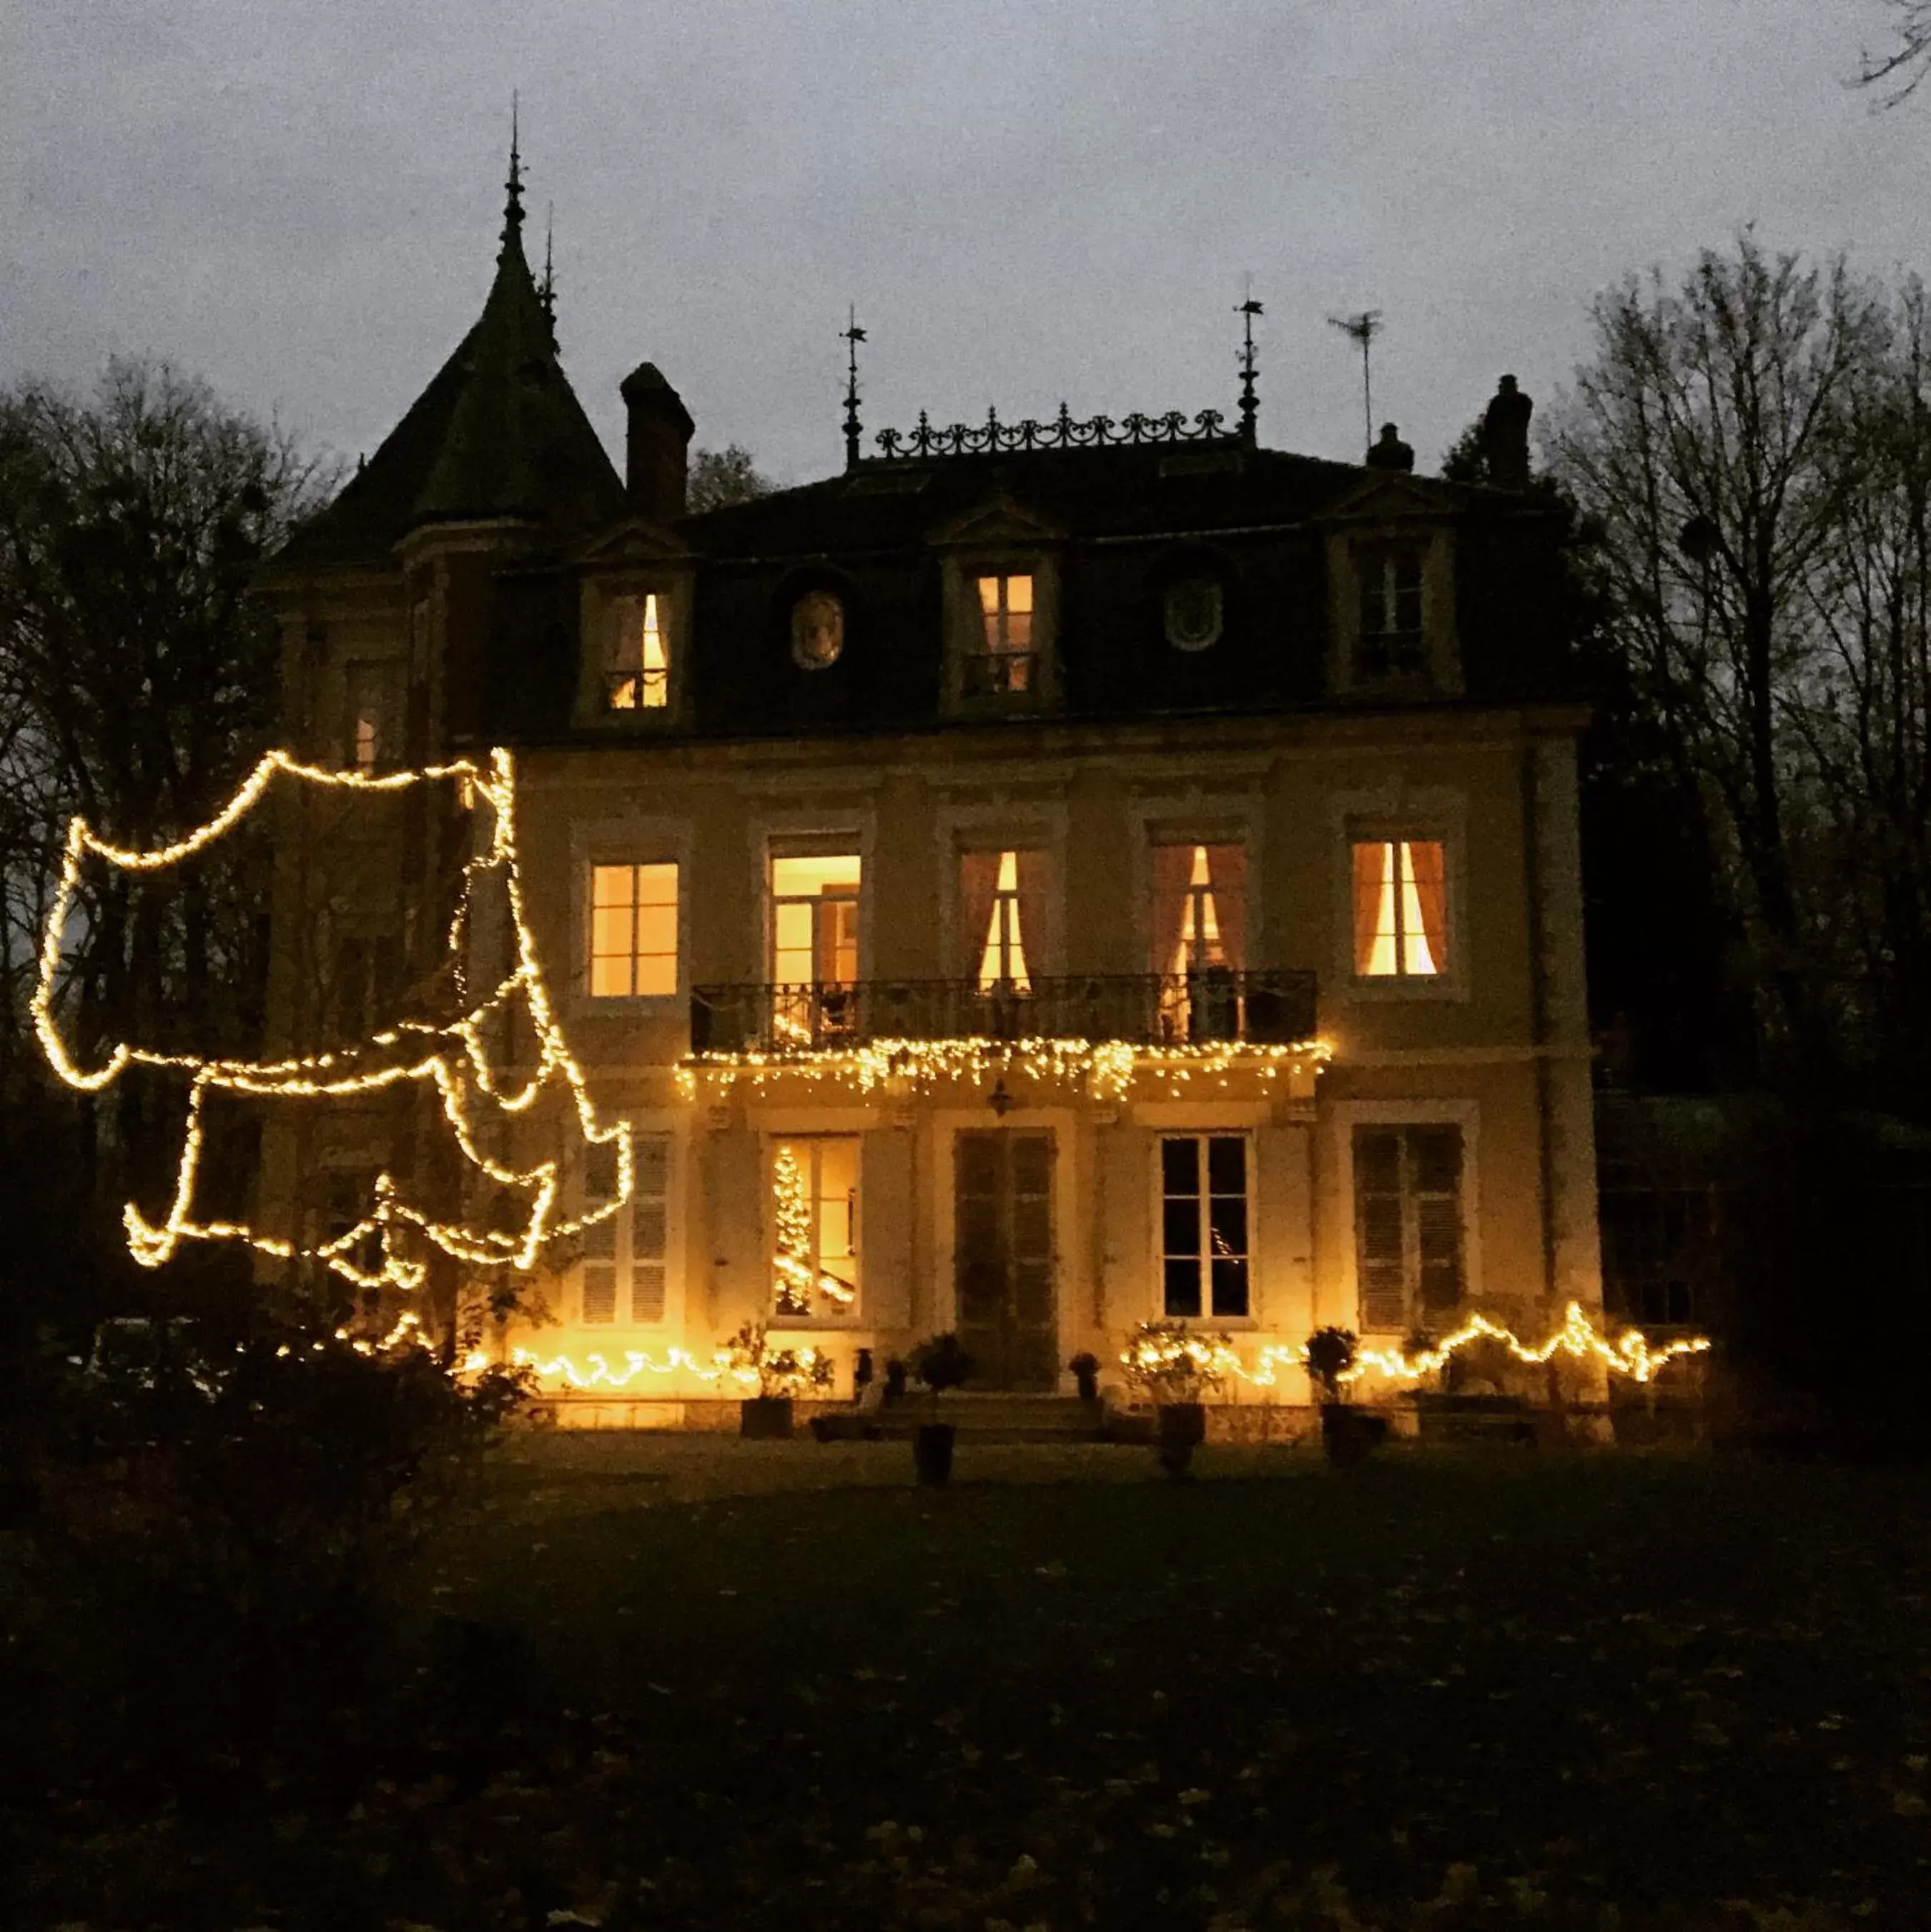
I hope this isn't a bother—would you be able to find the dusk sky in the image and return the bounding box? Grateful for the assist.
[6,1,1927,490]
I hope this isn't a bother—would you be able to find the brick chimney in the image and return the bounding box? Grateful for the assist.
[618,362,695,520]
[1479,374,1533,490]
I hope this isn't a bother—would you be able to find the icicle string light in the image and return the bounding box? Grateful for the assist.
[34,748,632,1290]
[678,1035,1330,1101]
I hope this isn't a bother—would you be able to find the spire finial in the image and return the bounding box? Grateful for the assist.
[501,91,525,252]
[1236,277,1263,445]
[841,304,867,469]
[540,202,557,346]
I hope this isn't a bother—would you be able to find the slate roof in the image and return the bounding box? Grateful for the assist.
[272,225,625,573]
[678,442,1491,557]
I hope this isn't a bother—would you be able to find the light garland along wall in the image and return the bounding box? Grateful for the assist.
[34,746,635,1303]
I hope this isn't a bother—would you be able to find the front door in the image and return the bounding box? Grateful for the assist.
[954,1129,1057,1389]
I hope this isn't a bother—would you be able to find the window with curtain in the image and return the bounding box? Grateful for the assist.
[345,659,400,771]
[1353,1124,1463,1330]
[769,853,862,1044]
[1350,838,1446,979]
[962,848,1044,992]
[1150,841,1246,1039]
[589,862,679,997]
[966,573,1034,695]
[605,593,669,710]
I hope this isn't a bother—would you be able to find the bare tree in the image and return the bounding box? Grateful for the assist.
[0,358,335,1206]
[686,443,774,513]
[1855,1,1931,105]
[1549,236,1931,1099]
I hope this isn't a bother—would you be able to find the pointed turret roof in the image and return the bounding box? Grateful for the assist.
[274,139,624,572]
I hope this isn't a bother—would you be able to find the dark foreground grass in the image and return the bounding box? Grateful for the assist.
[15,1445,1931,1928]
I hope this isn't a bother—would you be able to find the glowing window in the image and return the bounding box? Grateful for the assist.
[606,593,668,710]
[771,1136,859,1318]
[589,862,679,997]
[1351,839,1446,978]
[770,854,861,988]
[345,660,396,772]
[1161,1134,1250,1319]
[791,590,844,669]
[967,573,1034,695]
[975,849,1033,992]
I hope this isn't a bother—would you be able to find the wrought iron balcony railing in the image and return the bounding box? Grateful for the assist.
[688,969,1318,1056]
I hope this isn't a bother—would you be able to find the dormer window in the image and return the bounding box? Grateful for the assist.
[968,573,1034,695]
[605,593,668,710]
[1355,542,1425,678]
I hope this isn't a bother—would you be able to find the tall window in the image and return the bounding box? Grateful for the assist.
[771,1136,859,1318]
[605,593,669,710]
[967,573,1034,695]
[1353,1124,1463,1331]
[1351,839,1446,979]
[1150,842,1247,1040]
[770,853,861,1044]
[1161,1134,1250,1319]
[581,1131,671,1326]
[964,848,1037,993]
[1355,542,1425,678]
[589,862,679,997]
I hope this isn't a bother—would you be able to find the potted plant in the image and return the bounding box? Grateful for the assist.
[1069,1350,1101,1404]
[727,1321,834,1439]
[1304,1325,1385,1465]
[1119,1320,1231,1477]
[907,1333,974,1485]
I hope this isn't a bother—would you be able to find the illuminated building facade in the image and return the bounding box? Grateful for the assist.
[256,161,1602,1407]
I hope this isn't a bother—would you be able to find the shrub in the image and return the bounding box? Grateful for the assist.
[1119,1321,1233,1403]
[1303,1325,1359,1400]
[909,1333,974,1395]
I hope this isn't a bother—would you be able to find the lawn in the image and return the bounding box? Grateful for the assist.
[17,1437,1931,1928]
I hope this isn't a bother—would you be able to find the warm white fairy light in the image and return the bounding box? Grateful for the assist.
[34,747,631,1292]
[678,1034,1329,1101]
[1118,1301,1709,1394]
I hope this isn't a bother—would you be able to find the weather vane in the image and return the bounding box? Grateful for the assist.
[1328,309,1383,459]
[842,306,867,469]
[1237,277,1263,444]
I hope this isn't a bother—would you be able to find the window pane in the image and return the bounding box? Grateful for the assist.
[1161,1136,1199,1197]
[636,861,678,908]
[632,901,677,960]
[589,955,633,997]
[1005,610,1033,653]
[1163,1197,1201,1258]
[633,951,676,997]
[592,865,636,910]
[1164,1257,1202,1318]
[1208,1193,1247,1259]
[977,575,1001,615]
[591,905,635,957]
[1210,1256,1250,1319]
[1206,1136,1245,1195]
[1006,574,1033,615]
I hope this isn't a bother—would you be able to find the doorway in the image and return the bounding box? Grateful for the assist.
[953,1129,1057,1390]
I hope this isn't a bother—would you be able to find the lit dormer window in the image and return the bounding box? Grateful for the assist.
[606,593,668,710]
[967,573,1034,695]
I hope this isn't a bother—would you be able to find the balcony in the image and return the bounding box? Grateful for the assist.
[688,969,1318,1056]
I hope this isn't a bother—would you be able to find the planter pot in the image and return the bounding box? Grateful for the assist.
[1156,1400,1207,1477]
[741,1395,794,1440]
[914,1422,955,1487]
[1321,1402,1388,1467]
[1072,1369,1100,1404]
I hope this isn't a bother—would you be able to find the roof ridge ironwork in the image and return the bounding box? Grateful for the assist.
[871,403,1234,462]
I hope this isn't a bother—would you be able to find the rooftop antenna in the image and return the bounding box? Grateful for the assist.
[539,202,556,345]
[1328,309,1383,458]
[841,305,866,469]
[1237,276,1263,445]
